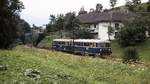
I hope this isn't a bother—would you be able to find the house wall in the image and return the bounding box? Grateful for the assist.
[97,22,123,40]
[87,22,149,40]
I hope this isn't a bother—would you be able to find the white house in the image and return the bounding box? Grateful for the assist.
[77,11,135,41]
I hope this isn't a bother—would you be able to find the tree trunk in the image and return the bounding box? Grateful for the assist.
[108,11,113,41]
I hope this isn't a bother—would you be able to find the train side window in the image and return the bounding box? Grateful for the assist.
[63,42,65,45]
[101,43,105,47]
[68,42,70,45]
[74,42,76,46]
[96,43,98,47]
[79,42,82,46]
[65,42,69,46]
[60,42,63,45]
[97,43,101,47]
[77,42,80,46]
[84,43,89,46]
[74,42,78,46]
[78,42,80,46]
[59,42,61,45]
[97,43,104,47]
[89,43,93,47]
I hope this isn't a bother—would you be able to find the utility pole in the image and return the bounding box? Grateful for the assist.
[72,26,75,53]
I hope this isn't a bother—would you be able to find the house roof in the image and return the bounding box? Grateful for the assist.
[77,11,136,24]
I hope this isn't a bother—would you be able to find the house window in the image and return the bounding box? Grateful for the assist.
[94,24,97,28]
[89,25,91,28]
[115,32,119,38]
[115,23,119,30]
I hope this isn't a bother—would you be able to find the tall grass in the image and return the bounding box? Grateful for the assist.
[0,46,150,84]
[111,39,150,62]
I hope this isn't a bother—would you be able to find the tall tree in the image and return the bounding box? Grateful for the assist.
[118,17,147,47]
[132,0,141,6]
[17,19,31,44]
[0,0,24,49]
[17,19,31,33]
[64,13,77,31]
[110,0,117,8]
[125,0,134,11]
[78,6,87,15]
[49,15,56,24]
[46,15,57,33]
[55,14,65,38]
[64,13,81,36]
[147,0,150,12]
[64,12,80,52]
[96,3,103,12]
[125,0,142,12]
[108,0,117,41]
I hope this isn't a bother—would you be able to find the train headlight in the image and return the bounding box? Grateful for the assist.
[100,49,102,51]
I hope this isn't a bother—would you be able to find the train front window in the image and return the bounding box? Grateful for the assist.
[74,42,78,46]
[65,42,69,46]
[96,43,105,47]
[79,42,83,46]
[55,42,58,45]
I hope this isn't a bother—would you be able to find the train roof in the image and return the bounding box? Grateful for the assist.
[53,39,72,42]
[53,39,110,43]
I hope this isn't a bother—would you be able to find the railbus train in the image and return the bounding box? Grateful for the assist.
[52,39,112,56]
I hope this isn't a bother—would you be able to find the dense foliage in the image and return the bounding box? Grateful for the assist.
[0,0,24,49]
[111,39,150,62]
[76,29,94,39]
[118,17,147,47]
[45,12,93,39]
[110,0,117,8]
[118,1,150,47]
[46,15,64,33]
[125,0,141,12]
[17,19,31,44]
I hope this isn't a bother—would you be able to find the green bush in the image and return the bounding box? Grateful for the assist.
[37,36,56,49]
[118,17,147,47]
[122,47,139,63]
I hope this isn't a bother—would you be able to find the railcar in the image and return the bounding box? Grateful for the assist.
[52,39,112,56]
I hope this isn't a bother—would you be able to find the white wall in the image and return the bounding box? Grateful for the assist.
[98,23,109,40]
[97,22,123,41]
[88,22,149,41]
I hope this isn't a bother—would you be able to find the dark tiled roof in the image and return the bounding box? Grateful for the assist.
[77,11,136,24]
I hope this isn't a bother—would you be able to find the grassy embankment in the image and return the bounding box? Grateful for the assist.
[111,39,150,62]
[0,46,150,84]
